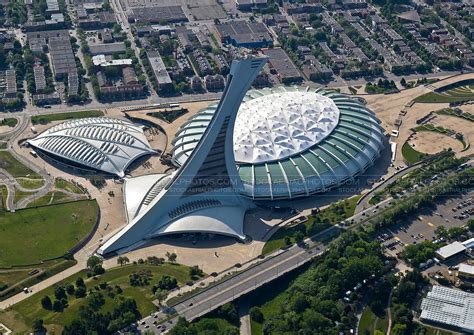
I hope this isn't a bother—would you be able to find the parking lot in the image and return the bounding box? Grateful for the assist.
[378,190,474,256]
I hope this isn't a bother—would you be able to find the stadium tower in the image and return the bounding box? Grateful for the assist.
[98,55,268,255]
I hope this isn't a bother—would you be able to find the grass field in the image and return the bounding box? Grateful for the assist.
[31,110,104,125]
[54,178,85,194]
[358,306,389,335]
[415,84,474,103]
[192,318,239,334]
[148,108,188,123]
[15,177,45,189]
[0,141,7,149]
[0,200,99,267]
[401,141,426,164]
[12,187,34,206]
[0,151,41,178]
[436,108,474,122]
[262,196,359,255]
[0,118,18,127]
[0,259,77,302]
[0,185,7,210]
[0,263,192,333]
[27,191,73,207]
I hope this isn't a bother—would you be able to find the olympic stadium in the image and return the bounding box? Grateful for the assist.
[27,117,155,177]
[171,87,385,200]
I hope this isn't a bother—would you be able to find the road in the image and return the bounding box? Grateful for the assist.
[355,162,423,213]
[135,232,335,334]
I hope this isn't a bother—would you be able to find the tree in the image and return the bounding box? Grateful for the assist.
[41,296,52,310]
[53,300,64,312]
[66,284,75,295]
[434,225,448,239]
[154,289,167,305]
[74,286,87,298]
[32,319,46,333]
[87,255,102,271]
[153,275,177,291]
[295,231,305,245]
[117,256,130,266]
[166,251,177,263]
[400,77,407,87]
[189,265,203,278]
[76,277,85,288]
[468,219,474,232]
[249,306,264,323]
[392,323,408,335]
[54,286,66,300]
[87,292,105,310]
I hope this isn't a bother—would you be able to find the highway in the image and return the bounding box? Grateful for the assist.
[135,228,336,334]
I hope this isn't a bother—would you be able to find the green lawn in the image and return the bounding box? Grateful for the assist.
[0,200,99,267]
[0,141,7,149]
[262,195,360,255]
[31,110,104,125]
[27,191,73,207]
[15,177,45,190]
[401,141,426,164]
[0,259,77,302]
[0,151,40,178]
[54,178,85,194]
[358,306,389,335]
[0,263,192,334]
[0,118,18,127]
[13,187,35,206]
[148,108,188,123]
[0,185,7,210]
[414,87,474,104]
[192,317,239,334]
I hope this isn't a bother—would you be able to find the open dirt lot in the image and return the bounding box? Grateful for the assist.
[408,131,463,155]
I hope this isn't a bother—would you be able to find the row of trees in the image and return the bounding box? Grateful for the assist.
[253,231,388,334]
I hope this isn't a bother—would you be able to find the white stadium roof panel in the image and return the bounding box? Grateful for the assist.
[28,117,155,177]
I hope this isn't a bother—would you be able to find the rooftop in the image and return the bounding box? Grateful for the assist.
[436,241,466,259]
[420,285,474,333]
[234,91,340,164]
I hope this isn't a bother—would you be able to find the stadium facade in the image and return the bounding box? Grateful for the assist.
[98,55,268,255]
[27,117,155,177]
[172,87,385,200]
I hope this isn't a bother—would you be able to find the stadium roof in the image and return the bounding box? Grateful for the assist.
[234,91,340,164]
[172,86,385,200]
[28,117,155,177]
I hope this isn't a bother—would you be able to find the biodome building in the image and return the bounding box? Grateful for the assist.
[172,87,385,200]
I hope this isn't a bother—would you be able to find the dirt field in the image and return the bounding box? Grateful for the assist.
[408,131,463,154]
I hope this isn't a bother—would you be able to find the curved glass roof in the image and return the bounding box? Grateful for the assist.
[28,117,155,177]
[172,87,385,200]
